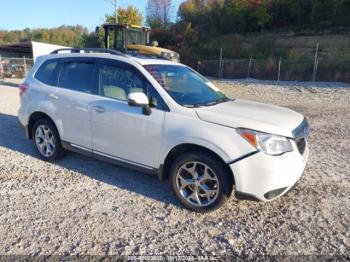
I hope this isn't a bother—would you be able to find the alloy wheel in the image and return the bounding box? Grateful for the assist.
[35,124,56,158]
[175,161,220,207]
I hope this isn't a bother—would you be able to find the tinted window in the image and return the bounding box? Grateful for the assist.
[147,83,167,110]
[144,65,228,107]
[35,60,59,86]
[99,64,145,101]
[59,62,95,93]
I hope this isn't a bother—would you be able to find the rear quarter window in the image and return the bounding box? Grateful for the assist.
[35,59,59,86]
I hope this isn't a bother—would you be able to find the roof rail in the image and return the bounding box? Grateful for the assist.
[50,48,127,57]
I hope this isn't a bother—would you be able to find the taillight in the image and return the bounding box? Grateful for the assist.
[19,83,29,96]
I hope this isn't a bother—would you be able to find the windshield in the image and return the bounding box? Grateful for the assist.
[127,28,146,45]
[144,65,229,107]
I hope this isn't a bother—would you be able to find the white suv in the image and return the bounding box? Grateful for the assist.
[18,48,309,212]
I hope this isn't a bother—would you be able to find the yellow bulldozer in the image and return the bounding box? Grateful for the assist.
[98,23,180,62]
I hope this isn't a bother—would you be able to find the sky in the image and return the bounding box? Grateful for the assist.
[0,0,184,31]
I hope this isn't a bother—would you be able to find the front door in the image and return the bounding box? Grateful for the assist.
[91,61,166,169]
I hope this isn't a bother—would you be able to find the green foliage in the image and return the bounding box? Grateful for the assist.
[178,0,350,34]
[254,4,271,32]
[286,49,301,61]
[105,6,143,25]
[170,0,350,60]
[1,0,349,62]
[0,25,89,47]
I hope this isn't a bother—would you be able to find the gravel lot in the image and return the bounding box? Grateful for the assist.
[0,79,349,259]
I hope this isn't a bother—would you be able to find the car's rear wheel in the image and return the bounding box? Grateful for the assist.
[32,118,64,161]
[170,151,233,213]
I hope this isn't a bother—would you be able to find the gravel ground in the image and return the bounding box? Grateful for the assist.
[0,79,349,259]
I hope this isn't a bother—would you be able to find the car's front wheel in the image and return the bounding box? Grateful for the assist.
[32,118,65,161]
[170,151,233,212]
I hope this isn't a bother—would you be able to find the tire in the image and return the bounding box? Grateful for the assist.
[32,118,65,162]
[170,151,233,213]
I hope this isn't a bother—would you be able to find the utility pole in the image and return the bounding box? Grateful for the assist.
[106,0,118,23]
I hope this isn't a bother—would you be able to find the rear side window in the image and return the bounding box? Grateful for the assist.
[59,62,95,93]
[35,60,59,86]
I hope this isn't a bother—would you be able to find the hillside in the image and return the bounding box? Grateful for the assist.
[177,29,350,83]
[186,30,350,60]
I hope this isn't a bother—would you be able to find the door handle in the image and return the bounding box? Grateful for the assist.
[49,93,59,100]
[92,106,106,113]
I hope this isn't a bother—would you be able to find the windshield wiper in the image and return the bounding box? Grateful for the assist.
[183,98,231,108]
[182,104,203,108]
[204,97,232,106]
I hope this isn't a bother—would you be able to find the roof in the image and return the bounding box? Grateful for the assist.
[0,42,33,57]
[102,23,151,30]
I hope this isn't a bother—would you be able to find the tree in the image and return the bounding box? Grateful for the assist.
[118,6,143,25]
[105,6,143,25]
[146,0,174,29]
[81,32,101,48]
[254,4,271,32]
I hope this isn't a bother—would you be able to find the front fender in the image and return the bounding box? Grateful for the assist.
[160,136,231,165]
[158,113,256,166]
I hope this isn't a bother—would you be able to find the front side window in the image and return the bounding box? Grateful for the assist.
[59,62,95,93]
[147,83,167,111]
[99,64,145,101]
[35,60,59,86]
[144,65,229,107]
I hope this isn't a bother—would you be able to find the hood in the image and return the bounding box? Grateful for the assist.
[195,99,304,138]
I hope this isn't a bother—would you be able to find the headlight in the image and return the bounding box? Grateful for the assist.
[237,128,293,156]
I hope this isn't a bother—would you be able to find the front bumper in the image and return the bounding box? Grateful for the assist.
[230,141,309,202]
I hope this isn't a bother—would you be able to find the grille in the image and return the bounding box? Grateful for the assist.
[296,138,306,155]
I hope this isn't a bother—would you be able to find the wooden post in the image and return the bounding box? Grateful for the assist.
[313,43,319,81]
[221,59,225,79]
[219,48,223,79]
[0,56,3,80]
[23,56,27,77]
[278,57,282,81]
[247,57,252,78]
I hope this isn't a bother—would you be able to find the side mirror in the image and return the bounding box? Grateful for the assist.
[127,92,152,115]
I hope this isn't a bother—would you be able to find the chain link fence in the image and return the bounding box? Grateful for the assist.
[194,58,350,83]
[1,56,349,83]
[0,57,34,80]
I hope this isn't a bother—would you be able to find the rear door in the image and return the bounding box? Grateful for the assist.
[53,57,98,150]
